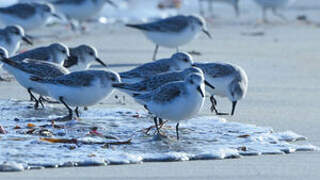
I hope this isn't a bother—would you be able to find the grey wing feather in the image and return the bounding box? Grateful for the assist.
[18,59,68,77]
[11,48,50,62]
[136,82,183,103]
[39,71,95,87]
[196,63,235,78]
[126,15,189,33]
[0,4,36,19]
[53,0,85,5]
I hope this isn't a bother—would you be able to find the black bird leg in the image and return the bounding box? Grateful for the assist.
[176,123,180,140]
[152,45,159,61]
[28,88,39,109]
[153,117,161,134]
[75,107,80,118]
[59,97,73,120]
[210,95,228,115]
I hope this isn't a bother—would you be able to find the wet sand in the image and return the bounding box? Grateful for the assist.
[1,3,320,179]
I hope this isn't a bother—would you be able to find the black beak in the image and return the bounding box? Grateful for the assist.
[202,29,212,39]
[51,13,62,20]
[106,0,118,8]
[95,58,107,67]
[204,80,215,90]
[197,86,205,98]
[22,36,33,45]
[231,101,237,116]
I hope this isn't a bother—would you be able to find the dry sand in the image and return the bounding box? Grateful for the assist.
[1,3,320,179]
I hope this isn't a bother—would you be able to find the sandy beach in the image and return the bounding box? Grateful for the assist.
[1,0,320,179]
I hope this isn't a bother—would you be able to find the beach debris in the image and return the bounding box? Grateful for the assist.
[40,137,132,146]
[0,162,24,172]
[241,31,265,36]
[27,123,36,128]
[238,134,250,138]
[0,125,6,134]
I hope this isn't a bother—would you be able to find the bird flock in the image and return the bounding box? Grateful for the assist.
[1,0,292,140]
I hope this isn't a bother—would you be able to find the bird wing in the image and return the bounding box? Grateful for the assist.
[0,3,36,19]
[11,48,51,62]
[196,63,235,78]
[126,15,189,33]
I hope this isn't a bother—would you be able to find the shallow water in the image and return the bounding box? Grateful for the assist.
[0,99,317,172]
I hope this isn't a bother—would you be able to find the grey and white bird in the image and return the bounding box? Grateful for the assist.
[194,62,248,116]
[0,47,70,109]
[133,72,206,140]
[30,70,121,119]
[126,15,212,60]
[198,0,240,17]
[0,25,32,56]
[0,2,61,31]
[52,0,116,30]
[11,42,70,66]
[253,0,295,22]
[113,66,215,96]
[63,44,107,71]
[119,52,194,83]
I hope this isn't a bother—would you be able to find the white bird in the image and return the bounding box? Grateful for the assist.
[126,15,212,60]
[253,0,295,22]
[194,62,248,115]
[119,52,194,83]
[0,3,61,31]
[11,42,70,66]
[0,25,32,56]
[198,0,240,17]
[63,44,107,71]
[133,72,206,140]
[30,70,121,119]
[0,47,70,109]
[52,0,116,31]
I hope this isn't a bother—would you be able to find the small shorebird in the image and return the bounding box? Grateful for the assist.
[0,25,32,56]
[0,3,61,31]
[119,52,193,83]
[113,66,215,96]
[0,47,70,109]
[194,62,248,115]
[126,15,212,60]
[52,0,116,30]
[133,73,206,140]
[11,43,70,66]
[63,44,107,71]
[198,0,240,17]
[253,0,295,22]
[30,70,121,119]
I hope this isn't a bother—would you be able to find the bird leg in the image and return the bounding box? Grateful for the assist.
[153,117,161,134]
[176,123,180,140]
[59,97,73,120]
[231,101,238,116]
[27,88,40,110]
[75,107,80,118]
[152,45,159,61]
[210,95,229,115]
[37,96,45,109]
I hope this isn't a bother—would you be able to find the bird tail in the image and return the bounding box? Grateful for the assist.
[112,83,126,88]
[29,76,43,82]
[125,24,145,30]
[0,57,19,67]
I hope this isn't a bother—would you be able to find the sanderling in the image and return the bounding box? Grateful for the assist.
[0,47,70,109]
[11,43,70,66]
[119,52,193,83]
[133,73,206,140]
[52,0,116,30]
[30,70,121,119]
[198,0,240,17]
[0,25,33,56]
[63,44,107,71]
[253,0,295,22]
[113,66,215,96]
[126,15,212,60]
[0,2,61,31]
[194,62,248,116]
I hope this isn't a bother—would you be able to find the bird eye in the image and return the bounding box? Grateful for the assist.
[89,52,94,56]
[111,77,116,81]
[189,80,194,84]
[62,50,67,54]
[184,58,188,62]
